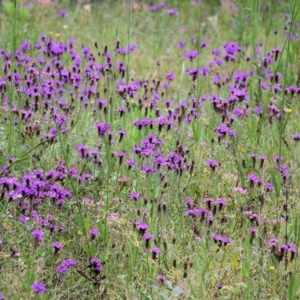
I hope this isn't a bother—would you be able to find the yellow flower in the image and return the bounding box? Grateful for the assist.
[269,265,275,271]
[284,108,292,113]
[55,32,61,38]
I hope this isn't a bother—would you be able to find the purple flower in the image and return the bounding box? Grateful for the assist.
[186,198,194,208]
[95,122,110,136]
[19,215,29,223]
[31,229,44,245]
[177,41,186,49]
[136,220,149,233]
[212,235,231,246]
[59,10,67,17]
[143,233,154,248]
[166,8,178,15]
[31,282,46,294]
[52,242,63,253]
[200,40,207,48]
[206,159,220,171]
[166,73,175,81]
[214,198,227,209]
[89,228,100,240]
[130,191,140,200]
[126,159,136,169]
[89,257,103,273]
[267,238,278,245]
[143,233,154,240]
[0,293,3,300]
[157,274,166,285]
[212,48,221,56]
[183,50,198,61]
[57,258,77,274]
[199,66,209,76]
[293,134,300,141]
[150,247,161,259]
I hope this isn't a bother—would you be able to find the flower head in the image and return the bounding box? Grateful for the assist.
[31,229,44,245]
[183,50,198,61]
[59,10,67,17]
[52,242,63,254]
[95,122,110,136]
[31,282,46,294]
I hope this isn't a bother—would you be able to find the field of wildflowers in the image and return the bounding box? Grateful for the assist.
[0,0,300,299]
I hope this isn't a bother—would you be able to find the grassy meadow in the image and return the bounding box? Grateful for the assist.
[0,0,300,299]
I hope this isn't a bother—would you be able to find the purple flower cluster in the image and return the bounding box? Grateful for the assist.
[57,258,77,274]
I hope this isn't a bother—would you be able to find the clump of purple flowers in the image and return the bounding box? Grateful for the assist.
[57,258,77,274]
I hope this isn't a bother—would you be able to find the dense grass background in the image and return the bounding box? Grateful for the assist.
[0,0,300,299]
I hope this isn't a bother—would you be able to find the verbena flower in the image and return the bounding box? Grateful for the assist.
[31,229,44,245]
[59,10,67,17]
[177,41,186,49]
[166,8,178,15]
[57,258,77,274]
[95,122,110,136]
[89,257,103,273]
[89,228,100,240]
[31,282,46,294]
[52,242,63,254]
[130,191,140,200]
[150,247,161,259]
[183,50,198,61]
[293,134,300,141]
[206,159,220,171]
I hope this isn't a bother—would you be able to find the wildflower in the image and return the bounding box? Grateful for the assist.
[130,191,140,200]
[95,122,110,136]
[265,182,274,192]
[206,159,220,171]
[59,10,67,17]
[118,130,127,142]
[185,198,194,208]
[166,8,178,15]
[183,50,198,61]
[204,198,214,210]
[269,265,275,271]
[135,220,149,235]
[212,235,231,246]
[126,159,136,169]
[250,228,258,240]
[166,73,175,81]
[52,242,63,254]
[117,151,126,165]
[57,258,77,274]
[150,247,161,259]
[89,257,103,274]
[31,229,44,245]
[200,40,207,48]
[31,282,46,294]
[253,106,263,115]
[214,198,227,210]
[157,274,166,285]
[293,134,300,141]
[212,48,221,56]
[142,233,154,248]
[89,228,100,240]
[177,41,186,49]
[247,173,258,187]
[267,238,278,245]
